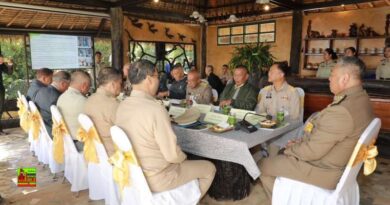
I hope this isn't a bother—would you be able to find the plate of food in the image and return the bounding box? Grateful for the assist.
[209,125,234,133]
[259,119,277,129]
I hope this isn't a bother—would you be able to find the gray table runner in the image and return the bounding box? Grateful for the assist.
[174,121,302,179]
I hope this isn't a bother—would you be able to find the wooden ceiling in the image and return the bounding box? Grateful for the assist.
[0,0,389,33]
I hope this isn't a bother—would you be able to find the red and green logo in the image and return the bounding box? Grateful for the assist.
[17,167,36,187]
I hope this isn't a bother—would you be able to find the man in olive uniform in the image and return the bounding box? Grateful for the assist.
[0,54,13,135]
[259,57,374,200]
[116,60,216,198]
[376,46,390,80]
[256,62,300,120]
[219,65,258,111]
[186,70,213,104]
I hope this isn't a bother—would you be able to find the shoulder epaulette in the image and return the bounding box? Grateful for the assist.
[331,95,346,106]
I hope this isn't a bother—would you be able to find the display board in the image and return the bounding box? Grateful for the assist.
[30,33,93,69]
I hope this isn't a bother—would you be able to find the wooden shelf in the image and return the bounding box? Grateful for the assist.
[304,53,322,56]
[359,53,384,56]
[304,36,387,40]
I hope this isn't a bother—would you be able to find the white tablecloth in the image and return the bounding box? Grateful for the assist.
[173,121,302,179]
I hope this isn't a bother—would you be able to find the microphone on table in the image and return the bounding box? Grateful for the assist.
[235,112,272,133]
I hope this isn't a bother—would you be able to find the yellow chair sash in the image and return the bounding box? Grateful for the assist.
[52,120,68,164]
[17,99,30,133]
[29,111,41,141]
[109,149,139,198]
[77,126,101,163]
[349,140,378,176]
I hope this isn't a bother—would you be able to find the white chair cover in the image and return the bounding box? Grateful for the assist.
[21,96,36,154]
[78,114,119,204]
[110,126,201,205]
[296,87,305,122]
[29,101,50,165]
[51,105,88,192]
[272,118,382,205]
[211,89,218,103]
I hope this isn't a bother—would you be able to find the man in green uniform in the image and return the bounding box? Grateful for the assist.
[219,65,258,111]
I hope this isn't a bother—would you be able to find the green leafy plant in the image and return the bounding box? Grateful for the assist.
[229,43,275,74]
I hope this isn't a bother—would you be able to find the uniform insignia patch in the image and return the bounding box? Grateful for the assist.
[304,122,314,133]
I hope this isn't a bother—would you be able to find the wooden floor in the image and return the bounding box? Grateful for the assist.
[0,128,389,205]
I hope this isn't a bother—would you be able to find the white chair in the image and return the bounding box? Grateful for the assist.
[296,87,305,122]
[29,101,50,165]
[272,118,382,205]
[211,89,218,103]
[110,126,201,205]
[51,105,88,194]
[78,114,119,204]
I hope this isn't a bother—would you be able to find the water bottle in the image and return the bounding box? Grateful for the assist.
[276,107,285,123]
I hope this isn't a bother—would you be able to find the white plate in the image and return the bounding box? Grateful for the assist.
[178,120,198,126]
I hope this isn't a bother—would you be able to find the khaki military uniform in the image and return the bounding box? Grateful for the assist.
[84,88,119,156]
[186,81,213,105]
[259,85,374,199]
[256,82,301,120]
[115,90,216,197]
[316,60,337,78]
[376,58,390,80]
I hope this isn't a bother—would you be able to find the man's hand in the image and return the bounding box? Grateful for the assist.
[157,91,169,98]
[219,99,232,107]
[285,138,303,149]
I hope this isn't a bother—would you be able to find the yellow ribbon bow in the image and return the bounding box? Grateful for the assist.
[77,126,101,163]
[52,120,68,164]
[17,99,30,133]
[109,150,139,197]
[29,111,41,141]
[351,140,378,176]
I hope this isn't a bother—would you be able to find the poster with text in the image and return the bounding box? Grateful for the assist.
[30,34,93,69]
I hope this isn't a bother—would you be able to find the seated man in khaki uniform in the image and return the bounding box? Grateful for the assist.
[116,60,216,198]
[219,65,258,111]
[186,70,213,105]
[84,68,122,156]
[256,61,300,120]
[260,57,374,200]
[57,71,91,151]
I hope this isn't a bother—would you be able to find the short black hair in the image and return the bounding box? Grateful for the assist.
[98,68,122,86]
[95,51,102,56]
[129,59,156,85]
[36,68,54,78]
[171,63,183,72]
[345,47,356,55]
[0,54,3,58]
[222,64,229,68]
[235,65,248,73]
[274,61,291,76]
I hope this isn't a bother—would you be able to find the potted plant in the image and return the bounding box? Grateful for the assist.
[229,43,275,89]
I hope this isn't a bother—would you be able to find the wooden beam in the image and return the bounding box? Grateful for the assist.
[96,18,107,37]
[290,0,303,74]
[302,0,375,10]
[41,13,52,28]
[270,0,299,9]
[25,12,39,28]
[83,17,92,30]
[7,10,22,27]
[48,0,110,8]
[57,15,67,29]
[385,0,390,6]
[69,17,79,30]
[0,8,5,15]
[109,7,123,71]
[200,23,207,78]
[123,6,190,21]
[207,7,289,21]
[368,2,374,7]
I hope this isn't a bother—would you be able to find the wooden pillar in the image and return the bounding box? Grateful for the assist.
[289,10,303,74]
[200,23,207,78]
[110,7,123,71]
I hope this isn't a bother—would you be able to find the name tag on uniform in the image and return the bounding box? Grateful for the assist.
[230,108,255,120]
[304,122,314,133]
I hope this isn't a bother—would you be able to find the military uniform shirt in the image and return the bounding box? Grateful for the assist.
[256,82,301,120]
[316,60,337,78]
[376,58,390,80]
[186,81,213,105]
